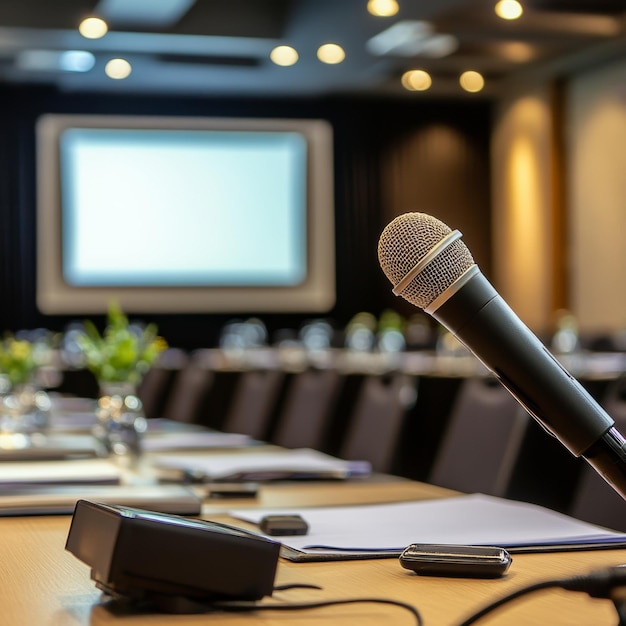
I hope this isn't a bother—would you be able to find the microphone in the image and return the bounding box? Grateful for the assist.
[378,212,626,499]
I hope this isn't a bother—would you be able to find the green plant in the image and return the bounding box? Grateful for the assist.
[0,335,37,387]
[77,303,167,385]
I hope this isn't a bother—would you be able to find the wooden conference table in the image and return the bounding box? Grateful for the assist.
[2,472,626,626]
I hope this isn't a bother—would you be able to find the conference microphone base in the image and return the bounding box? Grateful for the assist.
[66,500,280,613]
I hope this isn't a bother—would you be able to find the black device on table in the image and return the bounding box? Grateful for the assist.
[400,543,512,578]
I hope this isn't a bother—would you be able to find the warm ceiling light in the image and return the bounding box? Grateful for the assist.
[105,58,132,79]
[317,43,346,65]
[367,0,399,17]
[78,16,108,39]
[459,70,485,93]
[495,0,523,20]
[270,45,299,67]
[401,69,432,91]
[497,41,536,63]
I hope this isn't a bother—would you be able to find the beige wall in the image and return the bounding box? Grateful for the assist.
[568,56,626,335]
[491,82,555,333]
[492,53,626,337]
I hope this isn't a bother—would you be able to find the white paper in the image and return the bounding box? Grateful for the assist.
[0,458,122,487]
[0,433,103,461]
[0,484,200,516]
[229,493,626,554]
[142,431,254,452]
[48,411,98,432]
[153,448,372,481]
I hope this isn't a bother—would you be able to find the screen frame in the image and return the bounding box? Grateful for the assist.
[36,113,335,315]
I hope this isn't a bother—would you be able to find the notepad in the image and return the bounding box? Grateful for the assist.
[153,448,372,482]
[142,431,255,452]
[48,411,251,452]
[0,458,122,488]
[228,493,626,561]
[0,484,202,516]
[0,433,105,461]
[48,412,98,433]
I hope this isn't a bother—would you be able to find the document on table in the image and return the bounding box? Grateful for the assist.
[0,433,105,461]
[0,458,122,488]
[48,410,255,452]
[142,430,255,452]
[48,412,98,432]
[152,448,372,482]
[0,484,202,516]
[228,493,626,561]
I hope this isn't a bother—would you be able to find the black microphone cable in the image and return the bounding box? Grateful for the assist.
[211,596,424,625]
[457,565,626,626]
[153,582,424,624]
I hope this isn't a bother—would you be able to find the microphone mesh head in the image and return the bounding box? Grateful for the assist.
[377,212,475,309]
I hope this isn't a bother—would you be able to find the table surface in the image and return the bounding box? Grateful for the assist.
[1,478,626,626]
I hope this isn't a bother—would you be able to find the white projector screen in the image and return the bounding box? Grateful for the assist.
[36,114,335,314]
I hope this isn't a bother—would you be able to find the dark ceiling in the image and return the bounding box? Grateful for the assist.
[0,0,624,99]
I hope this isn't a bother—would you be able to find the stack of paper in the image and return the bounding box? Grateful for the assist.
[48,410,257,452]
[0,458,121,488]
[0,433,105,461]
[228,493,626,561]
[153,448,372,482]
[0,456,204,516]
[0,484,201,516]
[143,430,255,452]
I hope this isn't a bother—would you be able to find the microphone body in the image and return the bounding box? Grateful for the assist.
[432,268,613,456]
[378,213,626,500]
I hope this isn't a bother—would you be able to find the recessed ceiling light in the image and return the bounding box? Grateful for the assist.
[459,70,485,93]
[401,69,432,91]
[497,41,536,63]
[367,0,399,17]
[270,46,299,67]
[78,16,108,39]
[495,0,523,20]
[60,51,96,72]
[317,44,346,65]
[105,58,132,79]
[15,50,96,72]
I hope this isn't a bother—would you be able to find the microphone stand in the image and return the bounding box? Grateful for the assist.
[582,427,626,502]
[429,271,626,501]
[612,588,626,626]
[587,430,626,626]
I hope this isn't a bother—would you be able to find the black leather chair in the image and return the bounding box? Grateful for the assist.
[137,348,189,420]
[569,376,626,531]
[271,368,342,449]
[338,373,418,473]
[428,376,530,496]
[221,369,286,440]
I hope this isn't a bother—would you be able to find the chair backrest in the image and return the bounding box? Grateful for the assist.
[428,376,529,496]
[569,461,626,532]
[339,373,418,473]
[137,348,189,420]
[160,362,215,424]
[569,376,626,531]
[221,369,286,440]
[271,368,342,449]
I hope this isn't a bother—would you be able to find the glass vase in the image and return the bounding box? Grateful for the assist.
[0,375,51,436]
[94,381,147,459]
